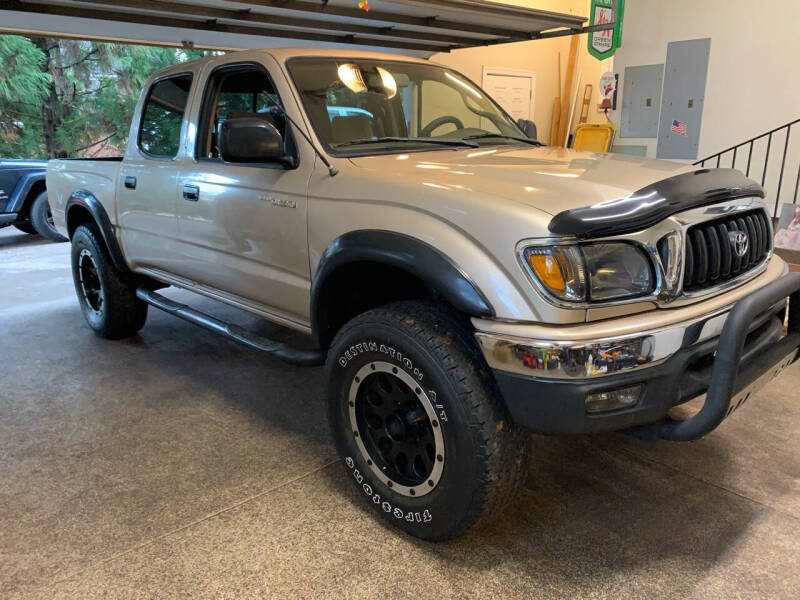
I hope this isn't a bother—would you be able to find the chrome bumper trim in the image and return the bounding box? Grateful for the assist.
[476,300,787,380]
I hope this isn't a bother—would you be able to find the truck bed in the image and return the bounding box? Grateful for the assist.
[47,158,123,237]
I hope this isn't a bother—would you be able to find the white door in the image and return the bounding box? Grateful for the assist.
[482,68,535,122]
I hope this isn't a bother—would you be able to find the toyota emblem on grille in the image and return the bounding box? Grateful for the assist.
[729,230,749,258]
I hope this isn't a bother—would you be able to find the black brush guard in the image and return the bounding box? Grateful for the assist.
[659,272,800,441]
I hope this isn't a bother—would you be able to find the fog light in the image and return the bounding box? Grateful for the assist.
[585,384,643,413]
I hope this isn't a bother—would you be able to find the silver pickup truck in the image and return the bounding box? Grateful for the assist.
[48,48,800,541]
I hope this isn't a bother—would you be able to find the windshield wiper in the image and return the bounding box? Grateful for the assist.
[335,137,479,149]
[462,133,544,146]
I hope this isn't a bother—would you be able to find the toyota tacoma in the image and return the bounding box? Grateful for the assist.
[46,48,800,541]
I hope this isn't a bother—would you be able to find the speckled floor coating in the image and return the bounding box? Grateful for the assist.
[1,227,799,599]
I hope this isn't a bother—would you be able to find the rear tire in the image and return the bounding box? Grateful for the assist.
[14,222,37,235]
[30,191,67,242]
[71,223,147,339]
[326,301,528,541]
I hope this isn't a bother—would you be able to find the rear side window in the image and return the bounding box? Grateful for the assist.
[138,74,193,158]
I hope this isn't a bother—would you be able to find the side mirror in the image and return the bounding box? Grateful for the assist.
[517,118,538,141]
[220,117,285,164]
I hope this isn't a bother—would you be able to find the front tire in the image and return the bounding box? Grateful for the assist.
[71,223,147,339]
[30,191,67,242]
[326,301,528,541]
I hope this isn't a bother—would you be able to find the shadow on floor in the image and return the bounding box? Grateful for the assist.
[317,429,749,586]
[0,229,55,249]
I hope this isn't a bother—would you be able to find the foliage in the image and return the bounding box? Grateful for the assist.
[0,36,214,158]
[139,76,192,158]
[0,36,51,156]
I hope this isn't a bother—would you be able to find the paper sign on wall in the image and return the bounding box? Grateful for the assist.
[600,72,616,98]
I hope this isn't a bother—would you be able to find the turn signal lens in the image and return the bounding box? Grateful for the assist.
[528,254,566,291]
[523,246,586,301]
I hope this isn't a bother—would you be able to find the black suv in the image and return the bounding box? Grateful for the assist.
[0,159,66,242]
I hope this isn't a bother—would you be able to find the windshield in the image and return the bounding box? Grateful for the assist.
[287,58,528,155]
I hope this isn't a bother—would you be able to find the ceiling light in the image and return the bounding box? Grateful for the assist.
[376,66,397,99]
[338,63,366,94]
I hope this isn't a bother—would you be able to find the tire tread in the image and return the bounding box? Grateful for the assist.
[30,191,67,242]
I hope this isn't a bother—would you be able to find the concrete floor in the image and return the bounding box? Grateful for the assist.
[1,226,799,599]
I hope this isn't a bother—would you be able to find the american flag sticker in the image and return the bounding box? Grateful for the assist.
[671,119,687,136]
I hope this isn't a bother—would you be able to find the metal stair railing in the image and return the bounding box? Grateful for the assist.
[695,118,800,218]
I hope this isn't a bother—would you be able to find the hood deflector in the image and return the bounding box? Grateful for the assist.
[548,169,765,239]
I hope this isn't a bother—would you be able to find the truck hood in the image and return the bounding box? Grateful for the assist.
[348,145,694,216]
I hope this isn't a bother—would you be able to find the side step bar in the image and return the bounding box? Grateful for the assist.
[136,287,326,367]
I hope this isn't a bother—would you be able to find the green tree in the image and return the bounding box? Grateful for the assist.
[0,36,51,157]
[0,36,213,158]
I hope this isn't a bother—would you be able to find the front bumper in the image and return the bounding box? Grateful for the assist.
[478,273,800,439]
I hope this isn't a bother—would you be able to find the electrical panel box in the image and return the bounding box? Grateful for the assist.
[620,64,663,138]
[657,38,711,159]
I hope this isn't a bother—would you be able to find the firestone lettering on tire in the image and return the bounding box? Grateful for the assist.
[352,469,364,485]
[345,456,433,524]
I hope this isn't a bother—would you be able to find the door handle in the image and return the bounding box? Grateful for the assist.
[124,176,136,190]
[182,184,200,202]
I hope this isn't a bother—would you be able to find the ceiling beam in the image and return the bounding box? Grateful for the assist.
[69,0,487,47]
[232,0,540,39]
[0,1,452,52]
[397,0,586,27]
[534,21,614,41]
[0,26,240,51]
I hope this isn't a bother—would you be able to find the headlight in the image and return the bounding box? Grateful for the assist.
[522,242,654,303]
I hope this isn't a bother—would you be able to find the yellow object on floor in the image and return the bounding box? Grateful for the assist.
[572,123,616,152]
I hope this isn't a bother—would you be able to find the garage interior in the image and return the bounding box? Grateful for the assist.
[2,1,800,598]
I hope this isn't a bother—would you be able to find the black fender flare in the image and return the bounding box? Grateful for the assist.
[66,190,129,272]
[8,171,46,213]
[310,230,494,344]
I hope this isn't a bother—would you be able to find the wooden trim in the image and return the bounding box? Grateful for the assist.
[557,34,579,147]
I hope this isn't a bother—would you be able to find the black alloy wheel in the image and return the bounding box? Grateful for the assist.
[77,248,105,318]
[350,361,445,497]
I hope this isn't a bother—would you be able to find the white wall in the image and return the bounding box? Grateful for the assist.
[610,0,800,160]
[609,0,800,215]
[433,0,610,145]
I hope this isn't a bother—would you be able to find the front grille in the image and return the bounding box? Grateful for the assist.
[682,209,772,292]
